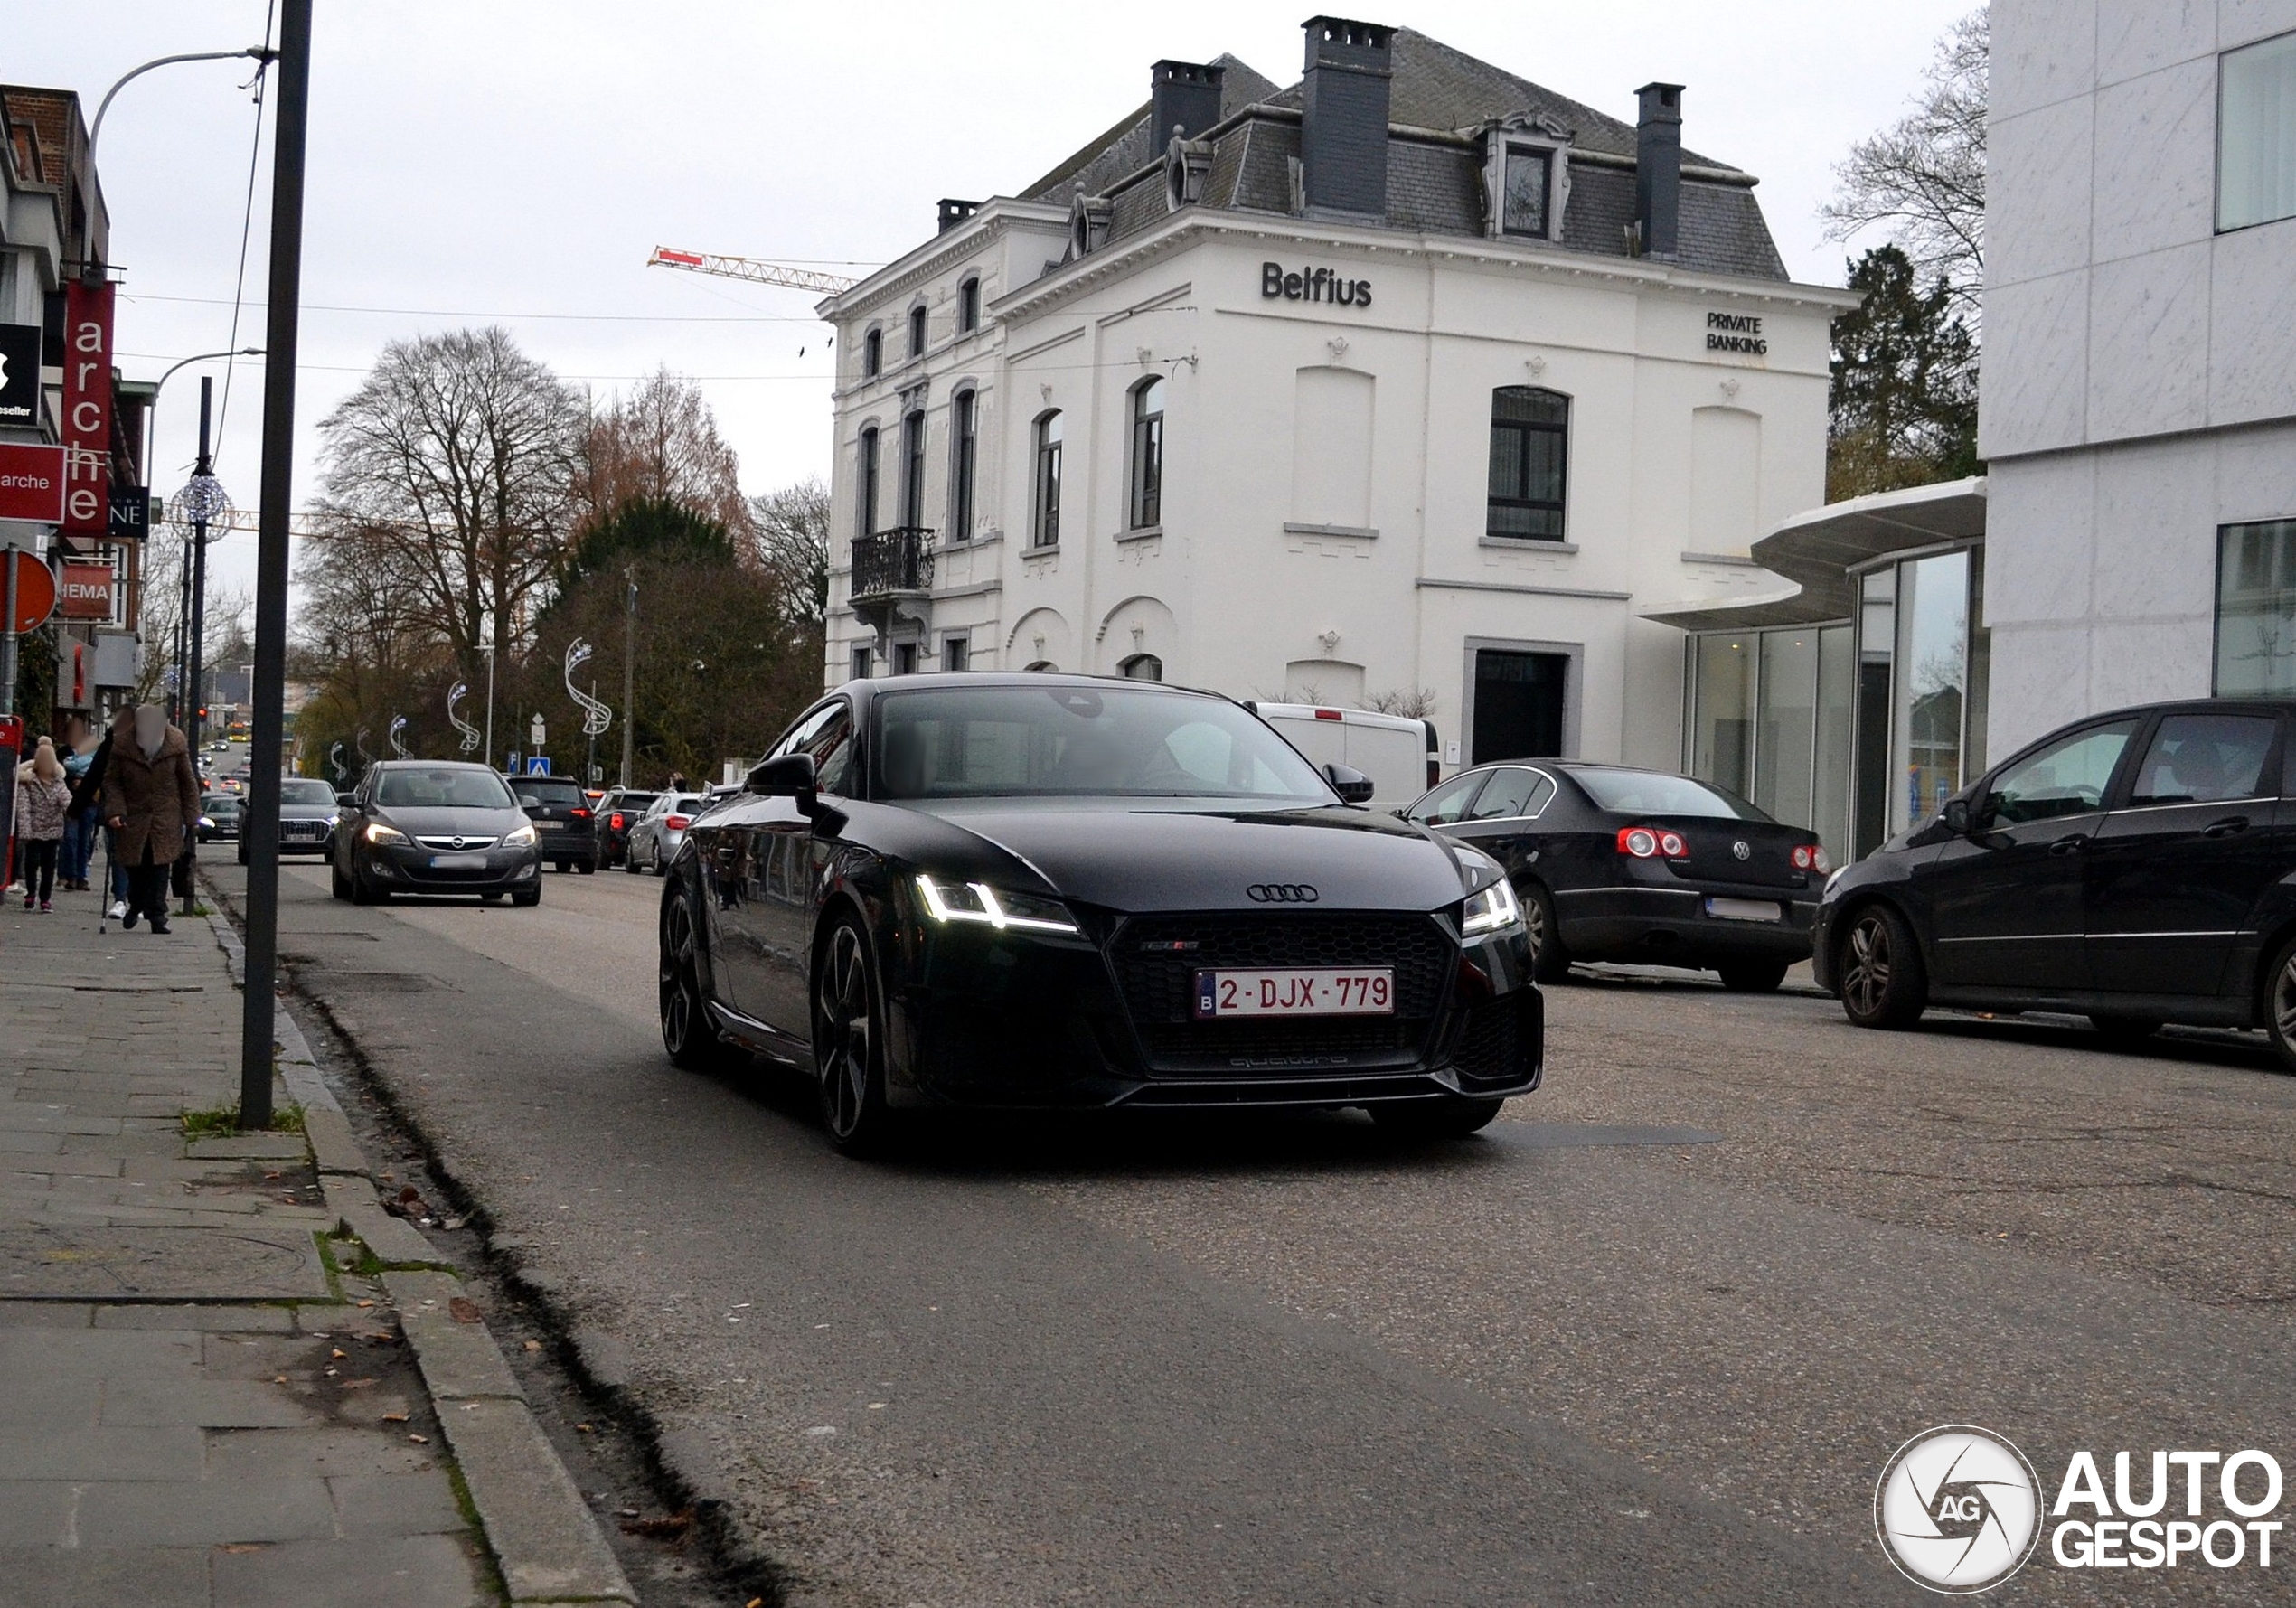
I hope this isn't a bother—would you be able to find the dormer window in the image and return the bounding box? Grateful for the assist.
[1481,115,1573,243]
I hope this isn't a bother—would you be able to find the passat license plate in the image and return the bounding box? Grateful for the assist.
[1194,968,1394,1019]
[1705,897,1782,922]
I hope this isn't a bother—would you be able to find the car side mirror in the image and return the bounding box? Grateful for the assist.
[522,802,544,817]
[335,791,355,808]
[1942,797,1972,835]
[1323,762,1376,805]
[747,752,818,803]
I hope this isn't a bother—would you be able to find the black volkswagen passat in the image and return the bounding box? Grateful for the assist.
[1815,699,2296,1064]
[1403,761,1830,991]
[332,760,543,906]
[657,674,1540,1152]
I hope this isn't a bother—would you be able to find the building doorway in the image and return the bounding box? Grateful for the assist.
[1471,649,1567,761]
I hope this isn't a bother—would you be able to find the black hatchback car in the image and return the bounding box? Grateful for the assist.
[658,673,1541,1152]
[1404,762,1830,991]
[504,775,598,873]
[1814,699,2296,1065]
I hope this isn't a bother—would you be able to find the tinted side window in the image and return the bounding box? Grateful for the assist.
[2128,713,2277,804]
[806,709,855,795]
[1986,721,2139,824]
[771,704,840,762]
[1407,772,1487,826]
[1464,767,1543,821]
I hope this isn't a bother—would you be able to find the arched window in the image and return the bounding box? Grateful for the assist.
[948,389,977,543]
[900,408,927,529]
[957,277,981,334]
[1031,410,1063,548]
[863,327,882,379]
[1128,376,1166,531]
[856,425,880,536]
[1487,386,1568,541]
[908,304,927,359]
[1120,653,1163,682]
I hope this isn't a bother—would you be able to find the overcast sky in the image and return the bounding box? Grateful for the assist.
[15,0,1969,603]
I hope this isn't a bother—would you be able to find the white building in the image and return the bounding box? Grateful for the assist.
[1651,2,2296,862]
[819,20,1854,774]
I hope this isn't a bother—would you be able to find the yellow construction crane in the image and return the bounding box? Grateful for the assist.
[645,247,860,296]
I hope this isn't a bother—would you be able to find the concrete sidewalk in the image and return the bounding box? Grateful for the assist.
[0,878,630,1606]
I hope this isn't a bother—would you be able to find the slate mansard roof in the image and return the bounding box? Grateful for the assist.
[1017,28,1787,283]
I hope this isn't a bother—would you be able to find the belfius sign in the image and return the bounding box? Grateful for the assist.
[0,443,66,524]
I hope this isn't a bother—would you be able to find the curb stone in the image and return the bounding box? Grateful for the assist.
[200,885,636,1605]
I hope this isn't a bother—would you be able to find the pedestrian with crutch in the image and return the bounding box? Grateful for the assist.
[99,704,199,936]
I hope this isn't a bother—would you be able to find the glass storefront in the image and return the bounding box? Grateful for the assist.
[1682,542,1989,863]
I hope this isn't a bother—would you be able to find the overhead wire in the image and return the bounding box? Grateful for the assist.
[213,0,278,470]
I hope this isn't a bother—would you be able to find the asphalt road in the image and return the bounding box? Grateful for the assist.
[209,858,2296,1606]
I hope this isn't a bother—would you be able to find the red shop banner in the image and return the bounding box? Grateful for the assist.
[58,560,117,621]
[61,279,115,534]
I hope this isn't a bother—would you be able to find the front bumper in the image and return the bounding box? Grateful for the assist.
[1557,885,1817,964]
[881,907,1541,1112]
[365,842,541,892]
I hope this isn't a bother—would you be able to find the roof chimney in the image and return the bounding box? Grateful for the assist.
[1299,16,1393,220]
[1633,83,1682,261]
[936,198,981,234]
[1151,60,1226,146]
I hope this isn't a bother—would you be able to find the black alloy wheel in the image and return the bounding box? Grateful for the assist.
[659,892,730,1068]
[1523,883,1569,983]
[1370,1096,1504,1141]
[577,860,595,876]
[1837,903,1925,1030]
[814,917,893,1152]
[2263,933,2296,1075]
[556,860,571,874]
[623,842,641,874]
[1717,960,1790,994]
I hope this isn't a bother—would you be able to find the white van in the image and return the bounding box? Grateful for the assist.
[1246,703,1440,811]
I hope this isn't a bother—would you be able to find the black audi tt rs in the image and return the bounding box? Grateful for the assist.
[657,673,1541,1152]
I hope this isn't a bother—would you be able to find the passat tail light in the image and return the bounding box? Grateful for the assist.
[571,807,591,820]
[1792,842,1831,873]
[665,814,692,832]
[1616,825,1688,860]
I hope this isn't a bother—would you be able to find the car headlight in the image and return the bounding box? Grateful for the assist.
[363,823,409,846]
[325,813,340,828]
[916,874,1079,936]
[1461,879,1524,936]
[198,815,215,831]
[503,823,539,847]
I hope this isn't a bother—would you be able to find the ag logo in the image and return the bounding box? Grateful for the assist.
[1245,883,1318,904]
[1876,1425,2041,1594]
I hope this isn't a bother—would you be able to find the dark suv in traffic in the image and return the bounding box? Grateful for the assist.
[504,775,598,872]
[592,787,657,869]
[1815,699,2296,1067]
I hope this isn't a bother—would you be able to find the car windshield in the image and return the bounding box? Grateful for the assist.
[513,779,586,806]
[1570,768,1769,821]
[375,768,514,809]
[876,684,1332,803]
[280,780,335,805]
[203,795,240,813]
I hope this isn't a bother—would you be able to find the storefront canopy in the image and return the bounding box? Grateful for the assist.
[1642,476,1989,632]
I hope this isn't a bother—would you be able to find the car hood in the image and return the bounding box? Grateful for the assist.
[279,802,335,821]
[373,806,528,838]
[903,797,1491,914]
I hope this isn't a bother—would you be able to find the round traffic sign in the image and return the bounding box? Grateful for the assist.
[5,550,56,634]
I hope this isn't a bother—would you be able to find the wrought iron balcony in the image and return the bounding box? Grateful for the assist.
[850,526,936,599]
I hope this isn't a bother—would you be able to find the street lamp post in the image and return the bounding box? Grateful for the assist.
[481,641,496,771]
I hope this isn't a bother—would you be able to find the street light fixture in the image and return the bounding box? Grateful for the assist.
[88,46,277,170]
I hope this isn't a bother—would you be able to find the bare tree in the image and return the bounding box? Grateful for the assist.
[1820,10,1987,317]
[579,368,753,542]
[750,477,830,625]
[1367,687,1438,719]
[313,328,586,688]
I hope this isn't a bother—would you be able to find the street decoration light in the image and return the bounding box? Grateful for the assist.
[387,714,409,757]
[565,638,612,736]
[328,741,346,785]
[447,681,481,753]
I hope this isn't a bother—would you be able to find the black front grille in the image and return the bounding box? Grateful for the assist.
[1110,912,1454,1076]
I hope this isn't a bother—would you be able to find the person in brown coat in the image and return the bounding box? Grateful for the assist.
[99,704,200,935]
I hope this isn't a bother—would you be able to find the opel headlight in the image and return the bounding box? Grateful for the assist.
[916,874,1079,936]
[503,823,539,847]
[363,823,409,847]
[1461,879,1523,936]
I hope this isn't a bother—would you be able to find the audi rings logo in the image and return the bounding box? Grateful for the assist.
[1876,1425,2043,1594]
[1246,883,1319,904]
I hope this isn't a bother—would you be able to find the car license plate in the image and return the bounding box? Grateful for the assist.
[1194,967,1394,1019]
[1705,897,1782,922]
[429,852,487,870]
